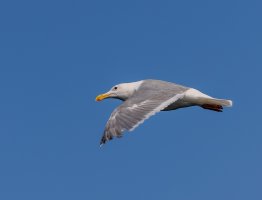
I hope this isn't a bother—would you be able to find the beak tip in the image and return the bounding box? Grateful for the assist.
[96,93,111,102]
[95,97,100,102]
[96,93,109,102]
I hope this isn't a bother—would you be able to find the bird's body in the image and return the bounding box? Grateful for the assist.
[96,79,232,145]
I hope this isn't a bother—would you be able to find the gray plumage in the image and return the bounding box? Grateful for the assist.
[96,79,232,145]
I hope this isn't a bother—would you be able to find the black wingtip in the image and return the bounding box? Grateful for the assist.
[99,135,107,147]
[99,141,105,147]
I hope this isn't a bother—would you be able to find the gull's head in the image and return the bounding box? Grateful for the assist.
[96,81,143,101]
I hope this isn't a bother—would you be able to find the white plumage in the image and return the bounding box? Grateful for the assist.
[96,79,233,145]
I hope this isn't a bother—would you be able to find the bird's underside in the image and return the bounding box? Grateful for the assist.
[162,100,224,112]
[96,79,232,145]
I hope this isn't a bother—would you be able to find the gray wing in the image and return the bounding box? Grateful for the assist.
[100,82,187,145]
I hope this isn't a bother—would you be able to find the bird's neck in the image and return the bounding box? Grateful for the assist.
[118,81,144,101]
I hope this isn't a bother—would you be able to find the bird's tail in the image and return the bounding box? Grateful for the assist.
[199,97,233,112]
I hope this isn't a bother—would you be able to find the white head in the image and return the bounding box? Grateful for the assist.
[96,81,143,101]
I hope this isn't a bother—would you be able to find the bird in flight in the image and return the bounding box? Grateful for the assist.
[96,79,232,145]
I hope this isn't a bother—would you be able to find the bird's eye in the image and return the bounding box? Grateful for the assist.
[113,86,118,90]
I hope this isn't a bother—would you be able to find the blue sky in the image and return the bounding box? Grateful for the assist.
[0,0,261,199]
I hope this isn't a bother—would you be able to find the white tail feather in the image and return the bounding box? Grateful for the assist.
[198,97,233,107]
[185,88,233,107]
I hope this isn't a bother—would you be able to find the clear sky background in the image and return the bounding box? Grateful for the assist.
[0,0,261,199]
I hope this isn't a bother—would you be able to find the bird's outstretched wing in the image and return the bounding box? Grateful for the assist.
[100,90,185,145]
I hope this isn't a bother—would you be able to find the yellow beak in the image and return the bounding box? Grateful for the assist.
[95,93,111,101]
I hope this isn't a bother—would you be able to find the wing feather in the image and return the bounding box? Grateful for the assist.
[100,93,185,145]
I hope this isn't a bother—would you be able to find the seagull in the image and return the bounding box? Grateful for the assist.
[96,79,232,145]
